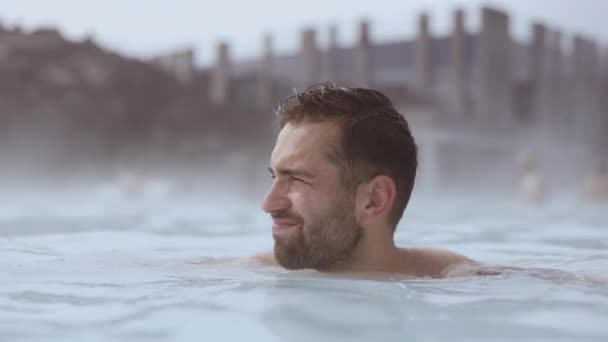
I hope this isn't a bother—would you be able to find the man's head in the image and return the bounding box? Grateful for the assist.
[262,83,418,270]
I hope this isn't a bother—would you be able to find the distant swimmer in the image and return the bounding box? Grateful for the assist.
[516,149,546,206]
[115,167,145,198]
[581,160,608,202]
[251,83,480,278]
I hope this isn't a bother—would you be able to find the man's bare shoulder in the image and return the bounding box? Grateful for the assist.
[398,247,478,278]
[249,251,278,266]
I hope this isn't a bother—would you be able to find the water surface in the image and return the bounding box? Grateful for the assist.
[1,184,607,341]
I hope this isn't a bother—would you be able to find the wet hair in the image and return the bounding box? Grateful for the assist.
[275,82,418,229]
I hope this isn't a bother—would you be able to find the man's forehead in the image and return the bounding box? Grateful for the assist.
[280,120,340,139]
[270,121,340,166]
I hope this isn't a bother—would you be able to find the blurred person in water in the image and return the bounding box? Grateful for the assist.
[253,83,479,278]
[516,149,547,206]
[581,159,608,202]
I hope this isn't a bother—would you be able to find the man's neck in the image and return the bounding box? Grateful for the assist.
[322,229,402,274]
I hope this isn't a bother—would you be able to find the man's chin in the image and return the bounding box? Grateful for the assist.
[275,259,308,270]
[273,243,308,270]
[272,225,301,246]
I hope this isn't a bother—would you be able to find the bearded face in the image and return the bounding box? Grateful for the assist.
[263,120,364,271]
[271,189,363,270]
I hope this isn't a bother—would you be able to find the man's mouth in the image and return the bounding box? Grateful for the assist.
[271,218,300,234]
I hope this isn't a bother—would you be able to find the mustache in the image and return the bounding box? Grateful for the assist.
[270,210,302,221]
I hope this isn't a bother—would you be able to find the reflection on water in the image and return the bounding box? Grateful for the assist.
[1,185,607,341]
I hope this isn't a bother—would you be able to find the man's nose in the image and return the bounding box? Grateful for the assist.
[261,180,290,213]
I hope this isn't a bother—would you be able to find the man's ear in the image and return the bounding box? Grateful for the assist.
[355,175,396,223]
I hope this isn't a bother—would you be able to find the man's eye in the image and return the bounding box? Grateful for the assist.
[291,176,307,184]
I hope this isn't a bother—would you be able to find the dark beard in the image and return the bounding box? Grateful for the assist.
[273,195,363,271]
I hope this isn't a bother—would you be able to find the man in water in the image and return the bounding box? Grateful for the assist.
[582,160,608,202]
[253,83,478,278]
[516,149,547,206]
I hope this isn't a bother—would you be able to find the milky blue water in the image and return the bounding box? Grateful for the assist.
[1,181,607,342]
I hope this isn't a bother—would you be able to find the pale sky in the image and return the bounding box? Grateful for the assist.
[0,0,606,66]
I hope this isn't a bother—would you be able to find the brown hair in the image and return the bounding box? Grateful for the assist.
[275,82,418,228]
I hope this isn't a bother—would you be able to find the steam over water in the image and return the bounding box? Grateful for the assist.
[1,179,607,341]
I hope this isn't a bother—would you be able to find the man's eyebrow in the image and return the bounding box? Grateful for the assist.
[268,166,316,179]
